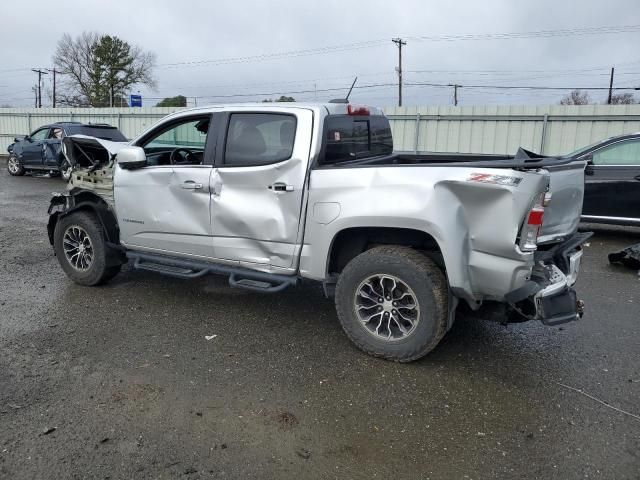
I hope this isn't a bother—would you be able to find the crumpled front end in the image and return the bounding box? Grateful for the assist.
[62,135,126,207]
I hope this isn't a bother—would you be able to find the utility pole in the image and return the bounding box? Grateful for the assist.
[392,38,407,107]
[453,84,460,106]
[607,67,615,104]
[31,68,48,108]
[46,68,57,108]
[32,85,38,108]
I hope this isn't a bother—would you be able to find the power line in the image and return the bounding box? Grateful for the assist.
[407,24,640,43]
[406,82,640,91]
[154,24,640,70]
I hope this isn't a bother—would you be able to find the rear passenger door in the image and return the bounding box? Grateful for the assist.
[210,109,313,271]
[582,139,640,220]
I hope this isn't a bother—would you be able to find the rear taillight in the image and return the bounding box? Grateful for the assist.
[519,192,546,252]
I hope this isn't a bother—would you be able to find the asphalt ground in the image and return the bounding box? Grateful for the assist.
[0,167,639,479]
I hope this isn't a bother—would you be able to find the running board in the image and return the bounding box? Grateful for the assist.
[127,252,297,293]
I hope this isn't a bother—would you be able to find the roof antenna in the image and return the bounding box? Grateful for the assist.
[346,76,358,101]
[329,76,358,103]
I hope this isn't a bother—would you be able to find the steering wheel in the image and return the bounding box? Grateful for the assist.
[169,148,195,165]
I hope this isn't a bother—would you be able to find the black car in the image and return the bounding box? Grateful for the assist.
[6,122,127,181]
[563,133,640,226]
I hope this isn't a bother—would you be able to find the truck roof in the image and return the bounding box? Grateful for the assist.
[167,102,386,117]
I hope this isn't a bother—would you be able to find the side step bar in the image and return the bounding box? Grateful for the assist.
[127,252,298,293]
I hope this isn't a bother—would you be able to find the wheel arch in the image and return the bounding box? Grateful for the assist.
[47,189,119,247]
[327,226,446,278]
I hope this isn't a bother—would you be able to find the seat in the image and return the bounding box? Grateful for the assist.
[226,125,266,164]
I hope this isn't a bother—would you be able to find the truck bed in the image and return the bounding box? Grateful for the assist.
[319,148,578,170]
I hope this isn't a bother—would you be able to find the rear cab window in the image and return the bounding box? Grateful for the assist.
[321,115,393,165]
[224,113,297,166]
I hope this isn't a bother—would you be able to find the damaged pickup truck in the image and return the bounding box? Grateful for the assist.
[47,103,590,362]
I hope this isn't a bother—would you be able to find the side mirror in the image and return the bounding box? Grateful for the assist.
[23,135,31,143]
[116,146,147,170]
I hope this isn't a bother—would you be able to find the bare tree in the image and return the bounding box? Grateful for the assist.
[559,89,592,105]
[608,92,638,104]
[53,32,156,107]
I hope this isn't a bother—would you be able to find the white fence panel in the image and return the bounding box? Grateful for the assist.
[2,105,640,156]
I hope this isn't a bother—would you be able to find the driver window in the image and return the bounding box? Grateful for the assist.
[140,117,210,166]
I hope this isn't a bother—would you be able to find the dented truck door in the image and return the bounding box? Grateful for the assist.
[114,114,216,259]
[210,108,313,271]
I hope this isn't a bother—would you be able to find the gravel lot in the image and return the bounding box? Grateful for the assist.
[0,167,639,479]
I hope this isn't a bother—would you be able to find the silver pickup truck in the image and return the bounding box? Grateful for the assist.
[47,102,590,362]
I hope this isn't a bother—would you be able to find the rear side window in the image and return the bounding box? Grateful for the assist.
[592,139,640,166]
[224,113,297,166]
[323,115,393,164]
[67,126,127,141]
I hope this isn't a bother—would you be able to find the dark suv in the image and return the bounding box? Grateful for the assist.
[7,122,127,181]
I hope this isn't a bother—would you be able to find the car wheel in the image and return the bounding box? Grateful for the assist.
[53,211,121,286]
[335,246,448,362]
[7,154,25,176]
[60,159,72,182]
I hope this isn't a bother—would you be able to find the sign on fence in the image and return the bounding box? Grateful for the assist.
[129,95,142,107]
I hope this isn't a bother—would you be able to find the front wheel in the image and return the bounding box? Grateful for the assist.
[335,246,448,362]
[7,154,25,176]
[53,211,121,286]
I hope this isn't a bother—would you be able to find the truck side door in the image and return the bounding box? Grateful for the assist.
[114,114,216,258]
[210,109,313,271]
[582,138,640,221]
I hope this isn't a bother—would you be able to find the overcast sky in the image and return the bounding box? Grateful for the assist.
[1,0,640,107]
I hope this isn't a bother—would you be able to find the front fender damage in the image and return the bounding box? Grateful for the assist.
[47,190,126,267]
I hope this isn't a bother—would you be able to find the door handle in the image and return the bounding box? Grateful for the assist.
[634,174,640,181]
[268,182,294,192]
[181,181,203,190]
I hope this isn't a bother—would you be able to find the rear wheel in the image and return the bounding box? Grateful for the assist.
[335,246,448,362]
[53,211,120,286]
[7,154,25,176]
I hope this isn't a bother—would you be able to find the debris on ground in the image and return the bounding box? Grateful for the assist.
[296,448,311,460]
[608,242,640,270]
[204,335,217,341]
[41,427,57,435]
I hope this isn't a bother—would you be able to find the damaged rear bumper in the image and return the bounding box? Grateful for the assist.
[506,232,592,326]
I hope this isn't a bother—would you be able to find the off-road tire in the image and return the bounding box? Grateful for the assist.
[53,211,121,286]
[7,154,25,176]
[335,246,448,362]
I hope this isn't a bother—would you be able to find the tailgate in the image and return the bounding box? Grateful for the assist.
[538,159,586,244]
